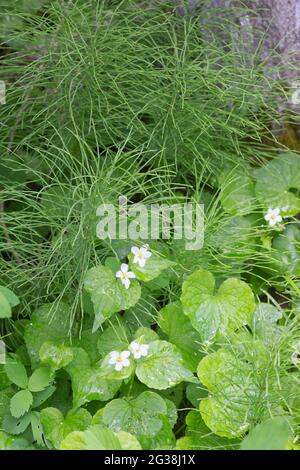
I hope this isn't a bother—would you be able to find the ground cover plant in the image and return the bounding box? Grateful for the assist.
[0,0,300,451]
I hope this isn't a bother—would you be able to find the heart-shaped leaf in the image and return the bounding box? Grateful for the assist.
[181,269,255,343]
[254,153,300,216]
[102,391,170,449]
[135,340,196,390]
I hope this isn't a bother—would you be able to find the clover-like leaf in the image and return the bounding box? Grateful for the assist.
[10,390,33,418]
[135,340,196,390]
[4,360,28,389]
[30,411,44,446]
[32,384,56,408]
[181,269,255,343]
[254,153,300,216]
[28,366,52,392]
[2,412,32,436]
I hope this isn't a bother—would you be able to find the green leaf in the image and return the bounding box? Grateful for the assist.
[102,391,169,449]
[39,342,74,370]
[83,265,123,330]
[24,303,71,366]
[0,367,11,390]
[40,407,92,449]
[197,350,258,438]
[133,327,159,343]
[30,411,44,446]
[0,431,33,450]
[158,302,202,371]
[83,265,141,332]
[218,167,255,215]
[10,390,33,418]
[200,397,250,439]
[252,303,284,345]
[212,215,255,255]
[59,431,86,450]
[28,366,52,392]
[0,387,14,422]
[271,225,300,276]
[253,303,282,325]
[186,383,207,407]
[177,410,238,450]
[97,324,129,359]
[181,269,255,344]
[0,292,12,318]
[135,340,196,390]
[115,431,142,450]
[66,348,120,408]
[60,425,122,450]
[0,286,20,308]
[128,251,175,282]
[32,384,56,408]
[2,412,31,435]
[240,417,291,450]
[4,360,28,388]
[254,153,300,216]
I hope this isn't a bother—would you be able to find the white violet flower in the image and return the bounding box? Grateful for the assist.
[264,207,282,227]
[131,245,152,268]
[109,350,131,371]
[129,341,149,359]
[116,263,135,289]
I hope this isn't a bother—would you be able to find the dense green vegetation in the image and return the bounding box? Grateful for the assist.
[0,0,300,450]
